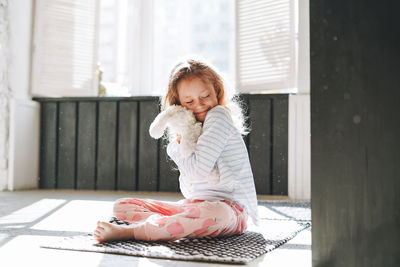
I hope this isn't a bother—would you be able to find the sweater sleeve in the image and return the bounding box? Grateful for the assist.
[167,105,236,181]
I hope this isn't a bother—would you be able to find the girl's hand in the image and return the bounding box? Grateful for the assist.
[177,134,182,144]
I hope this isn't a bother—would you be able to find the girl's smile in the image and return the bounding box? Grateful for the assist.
[177,77,218,122]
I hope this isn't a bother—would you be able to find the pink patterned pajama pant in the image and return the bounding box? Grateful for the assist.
[113,198,248,241]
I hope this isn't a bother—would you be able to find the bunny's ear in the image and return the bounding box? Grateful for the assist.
[149,110,169,139]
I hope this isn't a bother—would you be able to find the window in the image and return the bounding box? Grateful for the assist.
[236,0,297,93]
[152,0,236,96]
[32,0,298,97]
[32,0,99,97]
[98,0,236,96]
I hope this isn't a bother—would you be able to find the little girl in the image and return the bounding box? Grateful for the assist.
[94,58,259,242]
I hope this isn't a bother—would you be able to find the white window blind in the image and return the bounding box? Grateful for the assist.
[236,0,296,93]
[32,0,99,97]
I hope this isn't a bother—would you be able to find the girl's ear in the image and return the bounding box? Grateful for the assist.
[175,96,181,105]
[216,88,224,105]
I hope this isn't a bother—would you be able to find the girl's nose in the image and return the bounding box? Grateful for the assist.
[195,102,205,109]
[198,98,206,105]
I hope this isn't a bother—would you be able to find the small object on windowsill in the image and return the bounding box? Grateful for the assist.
[97,63,107,96]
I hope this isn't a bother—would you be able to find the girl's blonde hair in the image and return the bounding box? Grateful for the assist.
[161,57,248,135]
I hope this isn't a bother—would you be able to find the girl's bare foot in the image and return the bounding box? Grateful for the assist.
[93,221,135,243]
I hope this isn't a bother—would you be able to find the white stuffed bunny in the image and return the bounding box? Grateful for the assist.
[149,105,202,156]
[149,105,220,184]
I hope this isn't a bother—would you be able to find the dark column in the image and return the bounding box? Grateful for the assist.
[311,1,400,266]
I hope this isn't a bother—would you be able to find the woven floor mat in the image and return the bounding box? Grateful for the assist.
[41,219,310,264]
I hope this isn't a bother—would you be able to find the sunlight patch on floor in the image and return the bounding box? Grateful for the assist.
[136,257,168,267]
[0,199,66,225]
[0,233,9,243]
[257,205,288,219]
[259,246,311,266]
[31,200,114,233]
[0,235,105,267]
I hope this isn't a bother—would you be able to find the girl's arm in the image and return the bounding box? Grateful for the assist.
[167,105,236,181]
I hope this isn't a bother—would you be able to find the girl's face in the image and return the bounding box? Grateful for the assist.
[177,77,218,122]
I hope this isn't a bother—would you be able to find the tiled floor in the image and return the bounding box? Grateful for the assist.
[0,190,311,267]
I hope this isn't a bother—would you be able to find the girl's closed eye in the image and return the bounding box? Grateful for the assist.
[202,94,210,98]
[185,100,193,104]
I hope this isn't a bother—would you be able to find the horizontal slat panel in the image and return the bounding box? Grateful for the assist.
[238,0,288,12]
[32,0,97,96]
[237,0,294,92]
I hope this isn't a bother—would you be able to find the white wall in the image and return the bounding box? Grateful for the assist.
[6,0,40,190]
[288,95,311,200]
[288,0,311,200]
[0,1,10,191]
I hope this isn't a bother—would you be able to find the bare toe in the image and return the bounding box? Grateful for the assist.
[98,221,111,229]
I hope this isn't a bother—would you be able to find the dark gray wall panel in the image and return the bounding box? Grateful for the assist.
[311,1,400,266]
[76,102,97,189]
[39,102,57,189]
[248,96,272,194]
[117,101,138,190]
[137,100,159,191]
[97,102,117,190]
[240,95,250,148]
[272,97,288,195]
[35,95,289,195]
[57,102,76,189]
[159,138,179,192]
